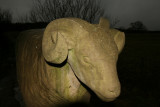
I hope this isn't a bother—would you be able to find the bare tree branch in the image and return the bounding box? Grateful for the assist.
[0,8,12,23]
[26,0,104,23]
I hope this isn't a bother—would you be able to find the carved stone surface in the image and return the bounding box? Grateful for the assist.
[16,18,125,107]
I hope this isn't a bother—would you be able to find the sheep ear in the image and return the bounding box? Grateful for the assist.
[99,17,110,29]
[109,29,125,53]
[114,31,125,54]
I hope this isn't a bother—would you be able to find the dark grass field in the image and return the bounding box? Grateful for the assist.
[0,25,160,107]
[116,32,160,107]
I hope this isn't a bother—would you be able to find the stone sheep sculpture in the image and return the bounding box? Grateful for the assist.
[16,18,125,107]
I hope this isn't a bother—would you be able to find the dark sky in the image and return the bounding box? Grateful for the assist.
[102,0,160,30]
[0,0,160,30]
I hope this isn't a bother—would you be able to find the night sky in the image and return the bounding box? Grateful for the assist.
[0,0,160,30]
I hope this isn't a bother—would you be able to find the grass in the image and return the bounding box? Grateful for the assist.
[0,29,160,107]
[115,32,160,107]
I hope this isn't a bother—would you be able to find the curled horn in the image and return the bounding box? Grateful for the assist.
[42,18,83,64]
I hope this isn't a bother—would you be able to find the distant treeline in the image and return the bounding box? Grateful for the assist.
[1,23,159,33]
[1,0,152,32]
[0,22,48,32]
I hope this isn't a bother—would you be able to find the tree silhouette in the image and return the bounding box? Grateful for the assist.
[24,0,104,23]
[0,8,12,23]
[128,21,147,31]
